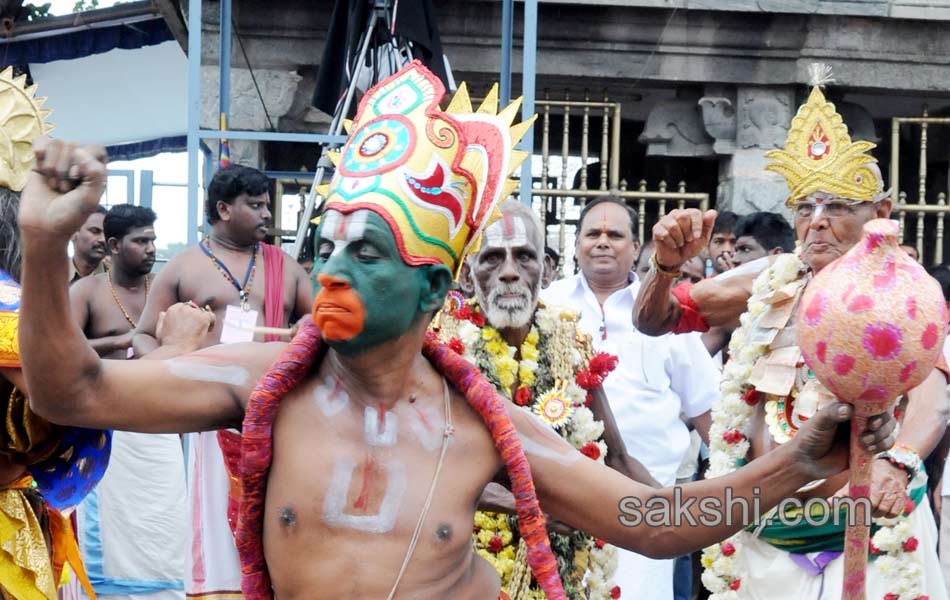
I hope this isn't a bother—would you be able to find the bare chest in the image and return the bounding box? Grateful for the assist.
[261,376,500,595]
[175,255,295,340]
[86,283,145,357]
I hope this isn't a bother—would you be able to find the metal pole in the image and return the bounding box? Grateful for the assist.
[500,0,514,106]
[518,0,538,205]
[290,10,380,259]
[219,0,231,125]
[186,0,201,246]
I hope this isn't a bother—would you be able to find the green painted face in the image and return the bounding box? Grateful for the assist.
[313,209,449,355]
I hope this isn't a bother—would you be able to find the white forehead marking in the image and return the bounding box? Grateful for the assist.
[322,209,370,257]
[166,360,249,387]
[322,457,407,533]
[484,215,528,249]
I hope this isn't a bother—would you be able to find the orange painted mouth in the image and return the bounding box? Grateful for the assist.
[312,274,366,341]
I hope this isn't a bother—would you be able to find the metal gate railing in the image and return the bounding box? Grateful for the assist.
[528,95,709,275]
[890,107,950,266]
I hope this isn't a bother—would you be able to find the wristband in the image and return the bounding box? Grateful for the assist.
[650,253,682,279]
[877,444,921,482]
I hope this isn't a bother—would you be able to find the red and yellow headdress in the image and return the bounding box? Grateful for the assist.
[766,64,886,205]
[317,61,534,276]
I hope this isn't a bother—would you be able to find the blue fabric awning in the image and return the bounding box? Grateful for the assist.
[2,17,173,65]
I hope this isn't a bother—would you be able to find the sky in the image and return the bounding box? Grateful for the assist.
[45,0,125,16]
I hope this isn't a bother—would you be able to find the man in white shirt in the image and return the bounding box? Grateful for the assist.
[541,196,719,600]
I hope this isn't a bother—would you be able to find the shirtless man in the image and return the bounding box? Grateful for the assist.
[133,164,311,353]
[71,204,156,359]
[18,68,896,600]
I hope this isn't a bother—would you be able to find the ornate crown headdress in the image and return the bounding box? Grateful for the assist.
[765,63,885,205]
[0,67,53,191]
[316,61,535,276]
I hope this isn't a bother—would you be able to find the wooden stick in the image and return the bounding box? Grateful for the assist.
[251,325,294,337]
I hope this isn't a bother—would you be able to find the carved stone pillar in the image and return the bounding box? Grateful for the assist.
[200,66,303,168]
[701,85,795,216]
[639,91,715,158]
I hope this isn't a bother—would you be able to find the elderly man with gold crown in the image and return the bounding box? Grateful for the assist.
[0,68,111,599]
[16,62,896,600]
[634,67,950,599]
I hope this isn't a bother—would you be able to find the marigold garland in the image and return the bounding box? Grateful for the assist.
[701,252,928,600]
[438,298,620,600]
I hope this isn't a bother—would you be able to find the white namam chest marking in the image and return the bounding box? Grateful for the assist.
[313,374,350,417]
[364,406,399,447]
[321,209,369,257]
[483,215,528,249]
[322,455,408,534]
[406,403,445,452]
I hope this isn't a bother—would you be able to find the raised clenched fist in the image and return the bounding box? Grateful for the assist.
[18,137,108,241]
[651,208,717,270]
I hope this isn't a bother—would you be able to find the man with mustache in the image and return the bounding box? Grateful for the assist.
[69,204,107,283]
[70,204,158,359]
[129,164,312,600]
[439,198,657,599]
[541,195,720,599]
[634,78,949,598]
[19,63,896,600]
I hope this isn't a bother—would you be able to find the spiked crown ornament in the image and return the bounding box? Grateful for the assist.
[0,67,53,192]
[317,61,535,276]
[766,64,886,206]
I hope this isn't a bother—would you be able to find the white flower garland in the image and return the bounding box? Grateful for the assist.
[702,253,927,600]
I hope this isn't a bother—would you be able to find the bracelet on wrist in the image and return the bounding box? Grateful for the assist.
[877,444,921,482]
[650,253,683,279]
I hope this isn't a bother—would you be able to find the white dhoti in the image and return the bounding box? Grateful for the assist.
[185,431,244,599]
[735,496,947,600]
[613,551,674,600]
[77,431,187,599]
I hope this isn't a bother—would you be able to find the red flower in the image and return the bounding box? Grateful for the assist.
[869,541,882,555]
[729,579,741,591]
[590,352,619,376]
[595,538,606,549]
[488,535,504,553]
[471,310,485,327]
[721,542,735,557]
[447,337,465,354]
[884,594,899,600]
[584,392,594,408]
[580,442,601,461]
[741,388,760,406]
[575,369,596,390]
[903,536,919,552]
[514,386,533,407]
[722,430,744,444]
[456,305,472,321]
[610,585,621,599]
[904,497,916,516]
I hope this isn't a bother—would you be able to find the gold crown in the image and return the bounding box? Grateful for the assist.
[765,67,883,205]
[315,62,534,276]
[0,67,53,191]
